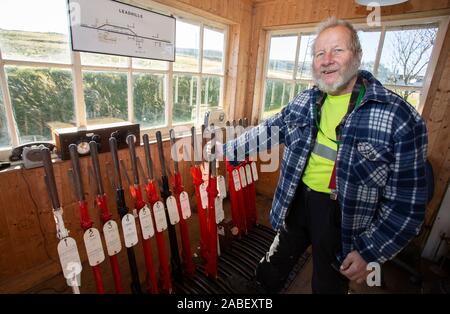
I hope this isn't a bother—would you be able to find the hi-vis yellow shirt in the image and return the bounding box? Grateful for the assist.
[302,93,351,193]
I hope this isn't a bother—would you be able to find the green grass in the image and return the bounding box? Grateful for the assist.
[0,29,70,62]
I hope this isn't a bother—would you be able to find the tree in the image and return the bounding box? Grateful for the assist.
[7,67,74,142]
[173,75,196,123]
[83,72,127,122]
[386,27,437,101]
[134,74,165,127]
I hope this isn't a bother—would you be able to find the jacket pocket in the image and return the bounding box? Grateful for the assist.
[352,141,393,187]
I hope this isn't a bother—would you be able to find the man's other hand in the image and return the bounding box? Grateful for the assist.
[340,250,369,284]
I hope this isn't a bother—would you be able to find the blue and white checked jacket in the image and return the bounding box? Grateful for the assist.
[225,70,428,264]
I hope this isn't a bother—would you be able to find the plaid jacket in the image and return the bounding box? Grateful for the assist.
[225,70,428,263]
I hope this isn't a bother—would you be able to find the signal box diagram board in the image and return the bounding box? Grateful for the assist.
[68,0,175,61]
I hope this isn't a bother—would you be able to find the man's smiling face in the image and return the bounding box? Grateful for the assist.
[312,25,361,95]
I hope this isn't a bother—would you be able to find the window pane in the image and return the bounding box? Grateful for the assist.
[132,58,168,70]
[358,30,380,72]
[6,66,75,143]
[203,28,224,74]
[173,74,197,124]
[0,87,11,147]
[133,73,165,128]
[81,52,128,67]
[295,82,311,95]
[263,79,292,119]
[201,76,221,108]
[0,0,71,63]
[296,35,315,80]
[267,36,297,79]
[199,76,221,121]
[83,71,127,125]
[174,21,200,72]
[378,26,438,87]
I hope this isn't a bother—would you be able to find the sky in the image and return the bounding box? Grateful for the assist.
[0,0,70,34]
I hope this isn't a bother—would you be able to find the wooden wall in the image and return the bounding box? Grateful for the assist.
[142,0,253,24]
[249,0,450,247]
[420,22,450,244]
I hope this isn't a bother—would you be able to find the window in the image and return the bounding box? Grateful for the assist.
[172,20,225,124]
[174,21,200,72]
[132,58,167,71]
[296,35,315,80]
[0,0,227,150]
[203,28,225,75]
[262,33,315,119]
[173,74,197,124]
[134,73,166,128]
[81,52,129,68]
[0,0,71,64]
[6,66,75,143]
[259,19,445,120]
[83,70,128,125]
[267,36,297,79]
[358,30,381,72]
[0,0,74,148]
[263,79,293,120]
[378,25,438,107]
[0,87,10,147]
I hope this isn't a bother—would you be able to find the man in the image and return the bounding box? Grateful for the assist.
[220,17,428,293]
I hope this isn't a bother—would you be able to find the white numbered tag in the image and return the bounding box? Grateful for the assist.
[153,201,168,232]
[103,220,122,256]
[200,182,208,208]
[179,191,191,220]
[245,164,253,185]
[121,214,138,248]
[83,228,105,266]
[251,162,258,181]
[57,237,82,280]
[166,196,180,225]
[215,196,224,224]
[239,167,247,188]
[217,175,227,198]
[232,169,241,191]
[139,205,155,240]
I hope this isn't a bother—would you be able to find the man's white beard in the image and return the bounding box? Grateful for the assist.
[313,58,361,94]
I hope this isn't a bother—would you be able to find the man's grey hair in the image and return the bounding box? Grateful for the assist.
[311,17,362,57]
